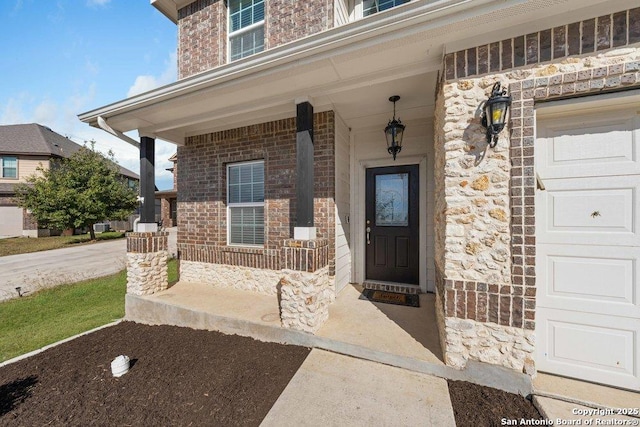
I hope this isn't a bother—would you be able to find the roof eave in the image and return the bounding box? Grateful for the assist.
[78,0,498,127]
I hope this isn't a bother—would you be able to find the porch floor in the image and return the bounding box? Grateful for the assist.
[125,281,533,394]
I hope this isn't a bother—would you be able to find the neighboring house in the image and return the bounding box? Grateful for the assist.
[0,123,139,237]
[155,153,178,227]
[79,0,640,391]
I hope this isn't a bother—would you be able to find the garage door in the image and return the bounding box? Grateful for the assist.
[535,98,640,391]
[0,206,23,237]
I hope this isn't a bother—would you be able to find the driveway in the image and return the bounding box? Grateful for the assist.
[0,239,127,302]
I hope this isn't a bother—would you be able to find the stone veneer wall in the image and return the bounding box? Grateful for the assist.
[176,111,336,294]
[126,232,169,296]
[279,239,331,333]
[435,7,640,373]
[177,0,336,79]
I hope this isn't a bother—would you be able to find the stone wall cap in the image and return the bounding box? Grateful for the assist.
[126,232,169,237]
[283,238,329,248]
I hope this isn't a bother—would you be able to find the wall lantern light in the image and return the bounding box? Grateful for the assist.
[481,82,512,148]
[384,95,405,160]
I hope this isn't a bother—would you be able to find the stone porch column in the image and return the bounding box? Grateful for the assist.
[279,239,332,333]
[126,232,169,295]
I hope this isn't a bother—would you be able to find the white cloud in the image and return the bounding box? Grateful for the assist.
[0,96,28,124]
[86,0,111,7]
[33,100,58,124]
[127,51,177,98]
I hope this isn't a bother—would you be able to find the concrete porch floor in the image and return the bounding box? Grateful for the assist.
[126,281,533,395]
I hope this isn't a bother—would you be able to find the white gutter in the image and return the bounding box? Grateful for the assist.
[78,0,506,125]
[97,116,140,148]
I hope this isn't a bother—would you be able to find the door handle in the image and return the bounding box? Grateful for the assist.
[366,226,371,245]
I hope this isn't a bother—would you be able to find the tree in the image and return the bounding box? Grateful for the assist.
[15,142,138,240]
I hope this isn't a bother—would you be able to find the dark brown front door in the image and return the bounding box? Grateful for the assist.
[365,165,419,284]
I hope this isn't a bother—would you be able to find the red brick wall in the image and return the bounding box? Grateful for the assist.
[266,0,333,48]
[177,0,227,79]
[177,111,336,272]
[177,0,335,78]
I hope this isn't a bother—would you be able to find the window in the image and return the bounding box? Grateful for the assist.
[227,160,264,246]
[228,0,265,61]
[0,157,17,178]
[362,0,409,17]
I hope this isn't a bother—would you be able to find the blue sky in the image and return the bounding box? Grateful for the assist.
[0,0,178,190]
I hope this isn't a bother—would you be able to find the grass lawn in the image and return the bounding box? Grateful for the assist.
[0,258,178,363]
[0,231,125,257]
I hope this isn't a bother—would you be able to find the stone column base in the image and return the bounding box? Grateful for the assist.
[279,267,331,333]
[126,232,169,296]
[279,239,332,333]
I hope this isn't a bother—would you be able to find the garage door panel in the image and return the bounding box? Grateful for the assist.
[537,245,639,318]
[537,111,639,179]
[536,102,640,391]
[537,176,639,246]
[0,206,23,237]
[536,308,639,390]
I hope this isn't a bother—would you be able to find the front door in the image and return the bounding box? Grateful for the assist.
[365,165,419,284]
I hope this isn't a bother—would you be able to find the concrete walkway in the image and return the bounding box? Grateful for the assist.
[0,239,127,302]
[261,349,456,426]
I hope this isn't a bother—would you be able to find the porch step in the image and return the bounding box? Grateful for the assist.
[125,282,532,396]
[362,281,421,294]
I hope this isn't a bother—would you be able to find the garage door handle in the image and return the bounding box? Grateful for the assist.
[536,173,546,191]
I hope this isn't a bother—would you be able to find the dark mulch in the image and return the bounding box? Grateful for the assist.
[448,380,543,426]
[0,322,310,426]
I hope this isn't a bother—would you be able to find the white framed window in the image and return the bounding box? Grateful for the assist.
[228,0,265,62]
[227,160,265,246]
[358,0,409,18]
[0,157,17,179]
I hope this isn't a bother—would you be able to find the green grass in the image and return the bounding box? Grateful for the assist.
[0,231,125,257]
[0,259,178,363]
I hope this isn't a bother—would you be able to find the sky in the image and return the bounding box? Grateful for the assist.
[0,0,178,190]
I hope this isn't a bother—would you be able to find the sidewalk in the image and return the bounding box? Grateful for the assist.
[0,239,126,302]
[261,349,457,427]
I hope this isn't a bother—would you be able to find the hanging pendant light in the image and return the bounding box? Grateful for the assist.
[384,95,405,161]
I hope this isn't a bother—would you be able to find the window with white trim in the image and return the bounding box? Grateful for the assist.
[228,0,265,62]
[227,160,265,246]
[0,157,17,179]
[362,0,409,17]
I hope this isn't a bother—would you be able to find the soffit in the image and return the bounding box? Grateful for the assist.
[82,0,626,145]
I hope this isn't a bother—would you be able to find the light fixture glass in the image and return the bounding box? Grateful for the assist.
[482,82,512,148]
[384,95,405,160]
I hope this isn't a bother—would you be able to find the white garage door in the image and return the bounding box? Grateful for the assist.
[535,97,640,391]
[0,206,23,237]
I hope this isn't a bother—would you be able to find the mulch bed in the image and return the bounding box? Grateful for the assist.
[448,380,543,426]
[1,321,545,426]
[0,322,310,426]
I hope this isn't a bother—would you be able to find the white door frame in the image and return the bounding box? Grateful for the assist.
[352,155,428,292]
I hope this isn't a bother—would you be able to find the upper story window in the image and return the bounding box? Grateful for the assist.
[0,157,17,179]
[362,0,409,17]
[229,0,265,62]
[227,160,264,246]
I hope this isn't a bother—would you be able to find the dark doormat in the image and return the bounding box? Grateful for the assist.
[362,289,420,307]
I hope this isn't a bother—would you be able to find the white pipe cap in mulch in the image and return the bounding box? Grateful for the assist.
[111,355,130,377]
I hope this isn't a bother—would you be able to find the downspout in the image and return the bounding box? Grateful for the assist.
[97,116,140,148]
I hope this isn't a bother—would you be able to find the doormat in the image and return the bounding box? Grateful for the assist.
[362,289,420,307]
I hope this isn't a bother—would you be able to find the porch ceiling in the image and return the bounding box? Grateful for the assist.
[79,0,631,145]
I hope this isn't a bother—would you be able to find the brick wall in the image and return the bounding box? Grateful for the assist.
[177,111,336,273]
[266,0,333,48]
[444,8,640,80]
[177,0,335,78]
[0,195,16,206]
[177,0,227,79]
